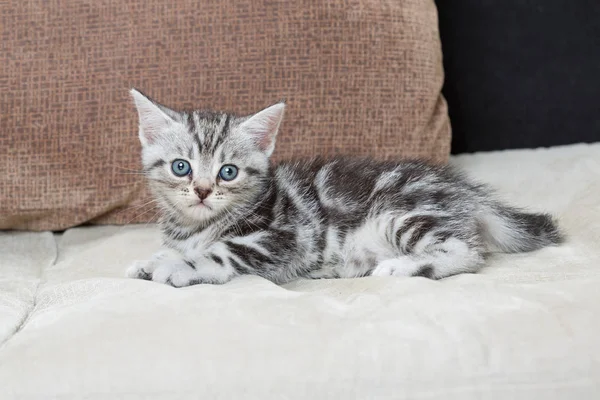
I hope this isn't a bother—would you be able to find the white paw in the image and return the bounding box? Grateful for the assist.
[126,249,200,286]
[371,258,421,277]
[126,249,234,287]
[152,261,199,287]
[126,259,156,280]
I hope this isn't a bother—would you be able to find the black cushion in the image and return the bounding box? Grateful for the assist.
[436,1,600,153]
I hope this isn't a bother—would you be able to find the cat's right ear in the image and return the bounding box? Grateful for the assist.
[130,88,176,146]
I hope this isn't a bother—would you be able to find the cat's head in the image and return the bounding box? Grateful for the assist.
[130,89,285,224]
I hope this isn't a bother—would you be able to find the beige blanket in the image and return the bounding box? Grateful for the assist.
[1,143,599,399]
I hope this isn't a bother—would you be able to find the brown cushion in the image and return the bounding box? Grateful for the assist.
[0,0,450,231]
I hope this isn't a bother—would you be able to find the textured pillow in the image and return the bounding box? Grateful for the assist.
[0,0,450,231]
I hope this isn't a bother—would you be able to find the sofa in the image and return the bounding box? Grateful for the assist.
[2,143,600,399]
[1,1,599,399]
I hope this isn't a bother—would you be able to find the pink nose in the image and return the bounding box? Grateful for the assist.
[194,187,212,201]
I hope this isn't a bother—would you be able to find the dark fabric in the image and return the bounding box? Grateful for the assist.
[436,1,600,154]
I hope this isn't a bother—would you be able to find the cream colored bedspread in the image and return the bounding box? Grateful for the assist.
[1,143,599,399]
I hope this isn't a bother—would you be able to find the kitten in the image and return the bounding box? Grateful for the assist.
[126,89,563,287]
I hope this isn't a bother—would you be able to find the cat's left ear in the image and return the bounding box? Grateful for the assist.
[130,88,179,147]
[239,102,286,157]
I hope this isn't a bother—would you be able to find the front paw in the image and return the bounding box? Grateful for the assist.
[126,249,232,287]
[151,261,199,288]
[126,249,177,280]
[126,249,199,287]
[126,260,155,280]
[128,260,198,287]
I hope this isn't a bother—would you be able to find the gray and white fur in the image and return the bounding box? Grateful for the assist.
[127,89,563,287]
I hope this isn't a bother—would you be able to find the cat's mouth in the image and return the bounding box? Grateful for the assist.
[191,201,212,211]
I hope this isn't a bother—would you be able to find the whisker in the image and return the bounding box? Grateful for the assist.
[144,209,163,228]
[114,199,163,232]
[111,164,145,173]
[115,172,147,176]
[112,198,160,217]
[123,204,160,226]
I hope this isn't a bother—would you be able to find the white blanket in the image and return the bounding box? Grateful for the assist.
[1,143,599,399]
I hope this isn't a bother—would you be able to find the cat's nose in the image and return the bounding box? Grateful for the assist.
[194,187,212,201]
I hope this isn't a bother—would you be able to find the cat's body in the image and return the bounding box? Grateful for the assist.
[127,89,563,287]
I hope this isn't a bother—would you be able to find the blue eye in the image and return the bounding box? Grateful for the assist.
[171,159,191,177]
[219,165,238,181]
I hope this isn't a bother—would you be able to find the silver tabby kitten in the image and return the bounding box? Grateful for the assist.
[127,89,563,287]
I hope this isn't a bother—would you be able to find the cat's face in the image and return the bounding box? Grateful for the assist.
[130,89,285,224]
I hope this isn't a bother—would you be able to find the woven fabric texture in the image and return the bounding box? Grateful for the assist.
[1,0,450,231]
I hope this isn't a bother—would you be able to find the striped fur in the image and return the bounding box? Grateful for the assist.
[126,89,564,287]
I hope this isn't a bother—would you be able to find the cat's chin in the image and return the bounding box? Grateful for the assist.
[190,201,212,211]
[179,203,220,225]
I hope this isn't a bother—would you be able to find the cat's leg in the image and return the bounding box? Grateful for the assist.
[371,257,435,278]
[126,248,178,280]
[127,245,238,287]
[372,214,485,279]
[127,229,301,287]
